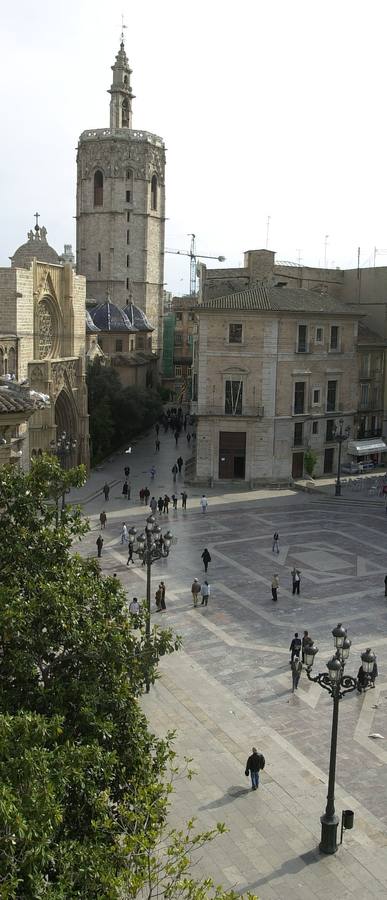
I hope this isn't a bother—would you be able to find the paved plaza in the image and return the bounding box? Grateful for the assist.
[74,429,387,898]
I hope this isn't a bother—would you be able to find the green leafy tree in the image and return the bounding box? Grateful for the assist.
[304,449,318,477]
[0,459,256,899]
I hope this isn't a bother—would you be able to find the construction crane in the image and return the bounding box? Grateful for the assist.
[166,234,225,296]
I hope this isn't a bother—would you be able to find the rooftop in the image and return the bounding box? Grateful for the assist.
[200,283,359,315]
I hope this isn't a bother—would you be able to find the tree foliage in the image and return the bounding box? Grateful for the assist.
[87,360,163,463]
[0,459,257,899]
[304,448,318,477]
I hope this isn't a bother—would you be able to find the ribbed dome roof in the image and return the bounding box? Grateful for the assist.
[11,224,60,268]
[123,302,154,332]
[90,301,138,333]
[86,310,100,333]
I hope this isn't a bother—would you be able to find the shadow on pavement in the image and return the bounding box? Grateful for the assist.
[199,785,251,809]
[238,847,321,894]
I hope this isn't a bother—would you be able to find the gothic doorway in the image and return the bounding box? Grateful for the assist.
[55,389,78,469]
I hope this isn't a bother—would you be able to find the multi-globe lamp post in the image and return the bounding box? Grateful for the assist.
[334,418,350,497]
[49,431,77,523]
[128,516,173,693]
[304,624,376,854]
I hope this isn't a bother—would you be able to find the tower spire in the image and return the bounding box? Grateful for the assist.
[108,35,135,130]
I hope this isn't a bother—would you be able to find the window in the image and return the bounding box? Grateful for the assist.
[312,421,318,435]
[94,170,103,206]
[327,380,337,412]
[151,174,158,210]
[175,311,183,321]
[229,323,243,343]
[360,383,369,407]
[297,324,308,353]
[315,326,323,343]
[126,211,130,222]
[324,447,335,473]
[174,333,183,346]
[126,169,132,180]
[175,365,183,377]
[371,385,381,408]
[126,255,130,268]
[360,353,370,377]
[126,190,131,203]
[326,419,335,441]
[115,339,123,352]
[313,388,320,404]
[294,381,305,414]
[130,340,134,351]
[330,325,339,350]
[126,278,129,290]
[294,422,303,446]
[97,252,101,272]
[122,98,129,127]
[126,230,130,244]
[225,379,243,415]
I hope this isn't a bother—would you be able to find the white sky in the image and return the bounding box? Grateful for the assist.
[1,0,387,295]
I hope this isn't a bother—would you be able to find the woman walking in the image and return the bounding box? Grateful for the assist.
[201,548,211,573]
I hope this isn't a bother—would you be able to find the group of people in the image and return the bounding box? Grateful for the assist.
[191,578,210,607]
[289,631,313,691]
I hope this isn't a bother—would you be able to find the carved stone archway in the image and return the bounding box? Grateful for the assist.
[55,389,78,469]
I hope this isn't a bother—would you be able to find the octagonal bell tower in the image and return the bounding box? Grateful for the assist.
[76,39,166,351]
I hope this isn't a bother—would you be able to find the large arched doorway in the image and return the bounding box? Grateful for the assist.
[54,389,78,469]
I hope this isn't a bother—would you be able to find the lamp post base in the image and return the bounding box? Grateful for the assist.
[319,813,339,854]
[335,482,341,497]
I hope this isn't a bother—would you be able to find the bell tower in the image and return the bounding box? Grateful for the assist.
[109,40,135,130]
[76,38,166,352]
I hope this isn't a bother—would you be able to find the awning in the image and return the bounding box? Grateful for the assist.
[347,439,387,456]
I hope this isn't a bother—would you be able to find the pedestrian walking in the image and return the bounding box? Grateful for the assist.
[159,581,166,611]
[289,632,302,663]
[181,491,188,510]
[302,630,313,663]
[171,493,178,510]
[96,534,104,558]
[139,488,145,503]
[200,494,208,513]
[155,438,160,452]
[99,510,107,529]
[129,597,140,615]
[144,486,150,504]
[163,494,170,514]
[357,664,368,692]
[201,548,211,573]
[122,480,129,500]
[126,542,134,565]
[155,423,160,436]
[155,585,162,611]
[102,482,110,502]
[177,455,184,473]
[291,656,302,692]
[120,523,129,545]
[150,496,157,514]
[201,580,210,606]
[291,568,301,594]
[271,574,279,602]
[272,531,279,553]
[245,747,265,791]
[172,463,178,482]
[124,466,130,478]
[150,465,156,480]
[157,496,164,514]
[191,578,201,608]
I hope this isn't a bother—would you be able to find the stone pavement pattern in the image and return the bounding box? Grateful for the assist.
[74,427,387,897]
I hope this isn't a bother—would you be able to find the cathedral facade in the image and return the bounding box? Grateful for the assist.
[0,222,89,470]
[76,40,166,352]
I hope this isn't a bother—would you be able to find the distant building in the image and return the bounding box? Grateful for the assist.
[162,296,196,401]
[0,220,89,470]
[191,250,387,484]
[87,299,158,389]
[76,39,166,352]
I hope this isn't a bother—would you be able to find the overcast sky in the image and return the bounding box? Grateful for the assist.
[1,0,387,295]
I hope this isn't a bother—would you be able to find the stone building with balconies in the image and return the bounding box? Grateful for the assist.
[191,275,366,485]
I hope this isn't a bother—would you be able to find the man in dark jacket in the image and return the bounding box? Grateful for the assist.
[289,632,302,663]
[245,747,265,790]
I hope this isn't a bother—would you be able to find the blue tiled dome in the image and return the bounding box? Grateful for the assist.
[90,301,138,332]
[123,302,154,332]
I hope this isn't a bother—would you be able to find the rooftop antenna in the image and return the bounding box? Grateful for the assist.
[324,234,329,268]
[266,216,271,249]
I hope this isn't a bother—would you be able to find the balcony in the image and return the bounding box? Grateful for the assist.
[356,428,383,439]
[197,405,264,418]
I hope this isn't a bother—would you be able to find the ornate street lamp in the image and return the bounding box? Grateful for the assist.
[128,516,173,693]
[49,432,78,524]
[304,624,375,854]
[334,419,350,497]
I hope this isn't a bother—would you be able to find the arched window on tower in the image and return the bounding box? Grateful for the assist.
[151,174,158,211]
[94,170,103,206]
[122,99,129,127]
[97,253,102,272]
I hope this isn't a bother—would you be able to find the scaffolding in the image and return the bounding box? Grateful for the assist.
[162,313,175,377]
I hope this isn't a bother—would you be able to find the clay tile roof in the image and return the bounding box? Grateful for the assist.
[200,284,357,315]
[0,389,35,414]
